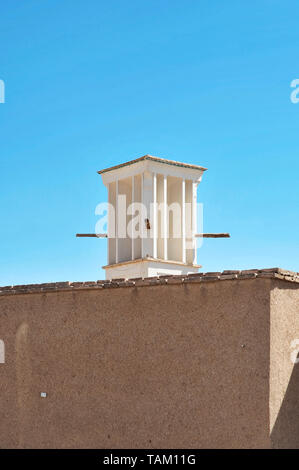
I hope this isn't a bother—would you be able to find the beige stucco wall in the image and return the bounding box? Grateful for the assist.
[0,275,298,449]
[270,281,299,448]
[0,278,274,449]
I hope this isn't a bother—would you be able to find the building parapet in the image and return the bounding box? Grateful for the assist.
[0,268,298,297]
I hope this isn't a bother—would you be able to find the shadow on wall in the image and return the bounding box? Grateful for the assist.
[271,359,299,448]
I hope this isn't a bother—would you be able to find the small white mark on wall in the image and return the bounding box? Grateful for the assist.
[0,340,5,363]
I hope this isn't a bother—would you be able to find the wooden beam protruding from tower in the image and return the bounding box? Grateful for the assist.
[76,233,230,238]
[195,233,230,238]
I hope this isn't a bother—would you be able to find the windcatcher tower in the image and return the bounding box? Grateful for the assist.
[98,155,207,280]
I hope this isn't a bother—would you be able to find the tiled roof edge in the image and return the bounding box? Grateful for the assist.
[0,268,298,297]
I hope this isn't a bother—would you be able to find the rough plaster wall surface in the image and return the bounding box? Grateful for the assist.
[270,281,299,448]
[0,279,272,448]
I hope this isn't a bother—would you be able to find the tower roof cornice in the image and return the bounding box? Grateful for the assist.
[98,154,207,175]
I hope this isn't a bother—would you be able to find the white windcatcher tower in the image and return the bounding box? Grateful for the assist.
[99,155,206,280]
[77,155,229,280]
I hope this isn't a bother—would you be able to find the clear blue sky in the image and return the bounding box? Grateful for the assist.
[0,0,298,285]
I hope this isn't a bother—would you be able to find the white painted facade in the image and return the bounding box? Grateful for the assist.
[99,155,206,280]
